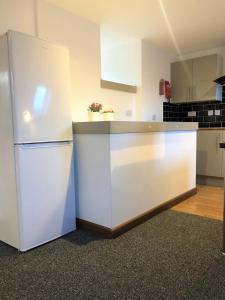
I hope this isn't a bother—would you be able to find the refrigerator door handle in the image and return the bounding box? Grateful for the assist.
[16,141,73,149]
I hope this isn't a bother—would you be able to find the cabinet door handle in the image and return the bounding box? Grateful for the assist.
[216,135,220,154]
[193,86,196,100]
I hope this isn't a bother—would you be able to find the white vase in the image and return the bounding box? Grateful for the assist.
[102,112,115,121]
[88,111,102,121]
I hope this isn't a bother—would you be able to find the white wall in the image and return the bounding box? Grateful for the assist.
[0,0,35,35]
[101,37,176,121]
[140,40,176,121]
[37,0,139,122]
[0,0,181,123]
[37,0,102,122]
[100,36,141,120]
[100,88,136,121]
[0,0,136,122]
[101,38,142,86]
[3,1,224,123]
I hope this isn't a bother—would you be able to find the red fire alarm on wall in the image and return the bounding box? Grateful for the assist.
[159,78,171,101]
[165,80,171,100]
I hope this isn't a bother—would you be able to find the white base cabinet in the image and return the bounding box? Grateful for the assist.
[197,129,225,178]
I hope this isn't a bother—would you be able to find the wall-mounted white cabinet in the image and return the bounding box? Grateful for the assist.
[171,54,223,103]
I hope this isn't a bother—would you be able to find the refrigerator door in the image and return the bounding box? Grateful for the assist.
[8,31,73,144]
[15,142,75,251]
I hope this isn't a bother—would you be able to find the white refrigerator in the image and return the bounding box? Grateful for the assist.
[0,31,76,251]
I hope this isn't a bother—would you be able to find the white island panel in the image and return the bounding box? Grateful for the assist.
[110,131,196,227]
[74,134,112,227]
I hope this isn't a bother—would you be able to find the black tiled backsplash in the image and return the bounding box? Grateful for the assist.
[163,88,225,128]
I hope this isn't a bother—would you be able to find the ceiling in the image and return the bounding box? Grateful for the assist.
[47,0,225,54]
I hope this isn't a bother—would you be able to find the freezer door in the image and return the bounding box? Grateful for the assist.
[15,142,75,251]
[8,31,73,143]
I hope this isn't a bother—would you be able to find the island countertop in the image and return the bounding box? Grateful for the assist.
[72,121,198,134]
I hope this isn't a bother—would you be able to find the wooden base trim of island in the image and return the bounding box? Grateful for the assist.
[76,187,197,238]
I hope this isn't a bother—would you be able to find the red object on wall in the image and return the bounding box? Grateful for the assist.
[159,79,165,96]
[165,80,171,100]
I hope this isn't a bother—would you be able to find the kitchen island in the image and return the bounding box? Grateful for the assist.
[73,121,198,237]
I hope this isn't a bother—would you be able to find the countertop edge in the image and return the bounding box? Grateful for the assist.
[198,127,225,130]
[73,121,198,134]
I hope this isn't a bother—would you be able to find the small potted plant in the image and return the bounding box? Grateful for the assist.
[87,102,103,121]
[102,109,115,121]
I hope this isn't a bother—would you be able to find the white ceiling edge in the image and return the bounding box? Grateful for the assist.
[46,0,225,55]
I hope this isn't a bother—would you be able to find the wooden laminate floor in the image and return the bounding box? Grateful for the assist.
[172,185,224,221]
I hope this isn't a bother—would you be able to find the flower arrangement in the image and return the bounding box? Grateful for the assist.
[88,102,103,112]
[87,103,115,121]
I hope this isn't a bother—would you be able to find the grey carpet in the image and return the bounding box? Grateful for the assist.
[0,210,225,300]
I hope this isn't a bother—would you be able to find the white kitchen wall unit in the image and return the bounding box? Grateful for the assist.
[171,54,223,103]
